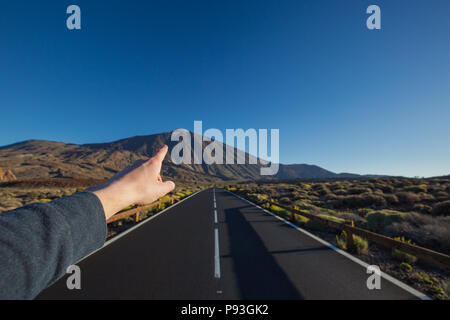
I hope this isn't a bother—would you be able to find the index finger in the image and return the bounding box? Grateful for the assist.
[153,145,169,163]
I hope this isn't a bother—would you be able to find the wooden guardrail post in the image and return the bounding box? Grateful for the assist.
[345,221,356,252]
[290,210,296,224]
[135,210,140,223]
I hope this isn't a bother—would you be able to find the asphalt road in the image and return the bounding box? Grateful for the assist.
[37,188,423,300]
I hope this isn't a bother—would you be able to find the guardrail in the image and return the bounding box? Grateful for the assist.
[269,200,450,269]
[245,196,450,269]
[106,195,180,224]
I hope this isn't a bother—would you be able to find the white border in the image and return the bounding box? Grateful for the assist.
[227,190,431,300]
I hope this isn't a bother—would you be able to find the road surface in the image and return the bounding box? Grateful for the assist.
[37,188,425,300]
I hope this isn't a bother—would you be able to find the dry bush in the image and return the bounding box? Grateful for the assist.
[431,200,450,216]
[388,212,450,254]
[324,193,339,202]
[333,189,347,196]
[434,191,450,201]
[336,231,368,254]
[404,184,428,193]
[347,187,372,195]
[396,191,420,207]
[332,193,387,209]
[418,192,435,202]
[279,197,292,205]
[314,184,332,196]
[412,203,432,214]
[383,193,399,205]
[377,184,395,193]
[366,210,409,233]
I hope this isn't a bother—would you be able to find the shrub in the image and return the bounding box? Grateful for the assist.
[366,210,408,233]
[324,194,339,202]
[400,262,413,272]
[383,194,399,205]
[299,183,312,190]
[269,204,289,217]
[431,200,450,216]
[388,212,450,254]
[316,185,332,196]
[305,219,329,232]
[353,234,369,254]
[336,231,368,254]
[294,214,309,226]
[378,184,395,193]
[247,193,269,205]
[334,211,364,224]
[419,272,438,286]
[279,197,291,205]
[336,232,347,250]
[404,184,427,193]
[305,214,344,232]
[333,189,347,196]
[332,193,387,209]
[412,203,432,214]
[396,192,420,206]
[392,248,417,264]
[434,191,449,201]
[348,187,372,195]
[443,279,450,297]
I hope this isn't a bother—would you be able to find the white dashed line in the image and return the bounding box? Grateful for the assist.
[214,228,221,278]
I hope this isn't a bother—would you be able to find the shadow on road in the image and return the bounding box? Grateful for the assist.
[224,205,304,299]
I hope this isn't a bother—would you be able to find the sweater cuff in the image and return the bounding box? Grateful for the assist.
[53,191,107,261]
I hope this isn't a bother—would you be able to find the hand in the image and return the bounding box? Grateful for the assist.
[88,145,175,220]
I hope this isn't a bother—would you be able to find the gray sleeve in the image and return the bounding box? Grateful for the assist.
[0,192,107,299]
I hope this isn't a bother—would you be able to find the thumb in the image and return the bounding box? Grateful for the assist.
[157,180,176,197]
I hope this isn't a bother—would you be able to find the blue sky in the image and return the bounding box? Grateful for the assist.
[0,1,449,177]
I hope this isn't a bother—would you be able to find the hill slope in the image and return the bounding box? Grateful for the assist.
[0,132,360,182]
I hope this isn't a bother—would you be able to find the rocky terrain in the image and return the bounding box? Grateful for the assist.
[0,132,370,184]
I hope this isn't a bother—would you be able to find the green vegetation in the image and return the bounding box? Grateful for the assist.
[336,231,368,254]
[391,237,418,264]
[294,214,309,226]
[392,248,418,264]
[366,210,408,233]
[269,204,289,218]
[400,262,413,272]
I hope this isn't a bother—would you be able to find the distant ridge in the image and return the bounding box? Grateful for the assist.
[0,132,369,182]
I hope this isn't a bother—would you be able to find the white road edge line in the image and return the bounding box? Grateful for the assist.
[214,228,221,278]
[76,189,206,264]
[227,190,431,300]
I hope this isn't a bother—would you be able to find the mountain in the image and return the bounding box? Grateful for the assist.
[0,132,363,183]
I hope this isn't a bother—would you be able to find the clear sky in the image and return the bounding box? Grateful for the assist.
[1,1,449,177]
